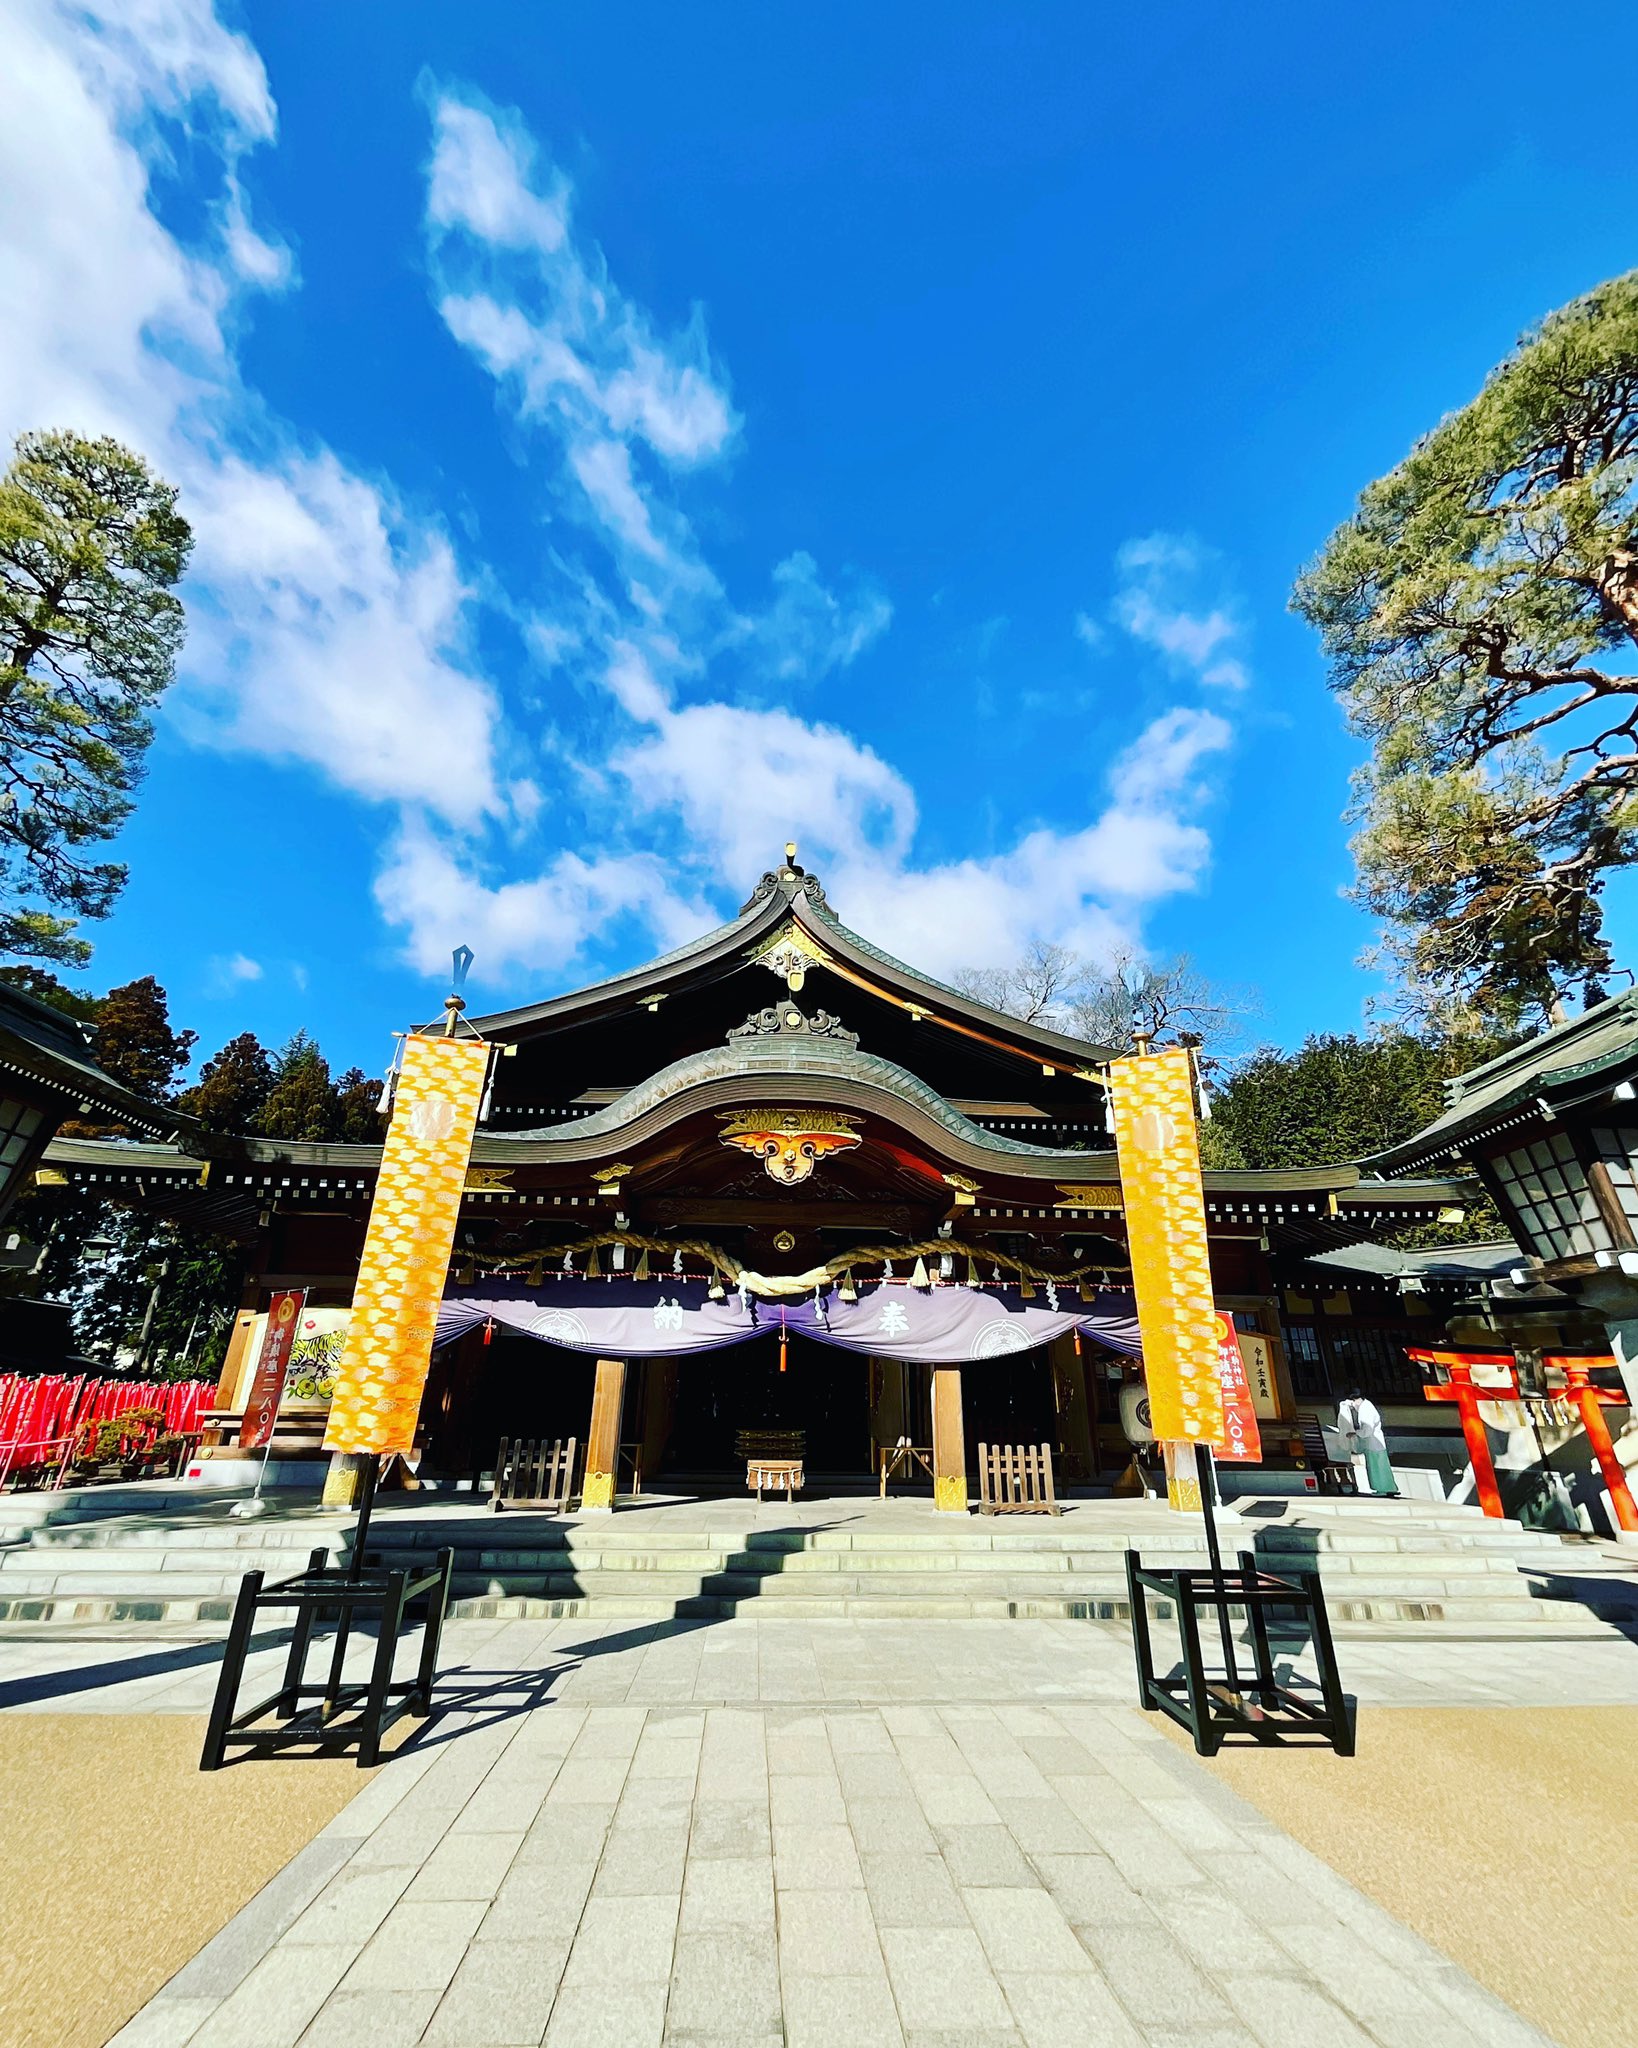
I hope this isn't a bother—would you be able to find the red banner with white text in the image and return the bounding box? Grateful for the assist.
[239,1289,306,1450]
[1214,1312,1263,1463]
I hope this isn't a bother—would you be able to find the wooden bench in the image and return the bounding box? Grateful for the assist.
[977,1441,1061,1515]
[490,1436,578,1512]
[1297,1413,1357,1494]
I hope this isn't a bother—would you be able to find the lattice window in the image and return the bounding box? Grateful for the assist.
[0,1096,44,1205]
[1489,1133,1609,1260]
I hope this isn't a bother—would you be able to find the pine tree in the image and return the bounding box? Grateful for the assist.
[1,430,192,964]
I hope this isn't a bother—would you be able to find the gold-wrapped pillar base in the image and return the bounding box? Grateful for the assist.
[1163,1440,1204,1512]
[932,1366,967,1513]
[322,1450,368,1508]
[581,1358,627,1514]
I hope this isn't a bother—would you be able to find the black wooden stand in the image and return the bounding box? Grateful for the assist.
[200,1544,454,1770]
[1124,1545,1354,1758]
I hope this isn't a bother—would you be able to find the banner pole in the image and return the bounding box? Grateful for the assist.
[1194,1440,1240,1689]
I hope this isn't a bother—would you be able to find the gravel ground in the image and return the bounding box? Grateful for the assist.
[1174,1705,1638,2048]
[0,1715,368,2048]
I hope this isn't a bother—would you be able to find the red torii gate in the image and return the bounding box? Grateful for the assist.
[1545,1356,1638,1537]
[1409,1348,1637,1530]
[1409,1350,1514,1519]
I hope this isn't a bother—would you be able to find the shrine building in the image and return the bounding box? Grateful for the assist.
[39,851,1476,1503]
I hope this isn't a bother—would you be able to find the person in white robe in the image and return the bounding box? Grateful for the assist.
[1337,1389,1397,1496]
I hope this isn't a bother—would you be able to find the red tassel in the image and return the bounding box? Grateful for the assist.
[779,1331,788,1374]
[482,1318,494,1347]
[1072,1328,1082,1357]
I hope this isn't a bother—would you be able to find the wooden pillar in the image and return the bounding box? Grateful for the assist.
[1049,1336,1095,1482]
[932,1365,967,1512]
[639,1359,677,1484]
[583,1356,626,1512]
[214,1310,258,1414]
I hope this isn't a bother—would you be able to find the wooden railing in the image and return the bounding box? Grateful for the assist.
[490,1436,578,1512]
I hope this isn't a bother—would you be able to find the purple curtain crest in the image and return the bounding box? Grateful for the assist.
[434,1278,1141,1364]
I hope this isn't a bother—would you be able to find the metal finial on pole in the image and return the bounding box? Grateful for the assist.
[444,945,474,1036]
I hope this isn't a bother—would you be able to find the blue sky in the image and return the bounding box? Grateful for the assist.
[3,2,1633,1081]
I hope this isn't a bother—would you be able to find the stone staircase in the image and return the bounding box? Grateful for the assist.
[1,1484,1636,1634]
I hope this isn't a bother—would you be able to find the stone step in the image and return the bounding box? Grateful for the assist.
[0,1585,1626,1632]
[434,1570,1552,1610]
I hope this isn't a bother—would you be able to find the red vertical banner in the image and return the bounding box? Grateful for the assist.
[1214,1312,1263,1463]
[239,1289,306,1451]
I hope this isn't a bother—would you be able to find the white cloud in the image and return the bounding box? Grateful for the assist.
[1111,534,1250,691]
[1,12,1247,997]
[412,90,1245,988]
[425,96,568,254]
[427,93,736,475]
[374,819,713,979]
[740,552,893,685]
[0,0,506,838]
[205,950,263,994]
[1073,610,1104,651]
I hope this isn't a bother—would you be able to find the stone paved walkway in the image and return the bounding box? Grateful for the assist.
[20,1616,1607,2047]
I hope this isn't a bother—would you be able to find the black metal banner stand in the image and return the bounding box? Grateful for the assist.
[1125,1445,1354,1758]
[1193,1441,1241,1689]
[201,1452,452,1770]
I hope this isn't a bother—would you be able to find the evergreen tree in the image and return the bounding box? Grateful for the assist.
[332,1065,383,1143]
[1296,272,1638,1028]
[254,1031,336,1141]
[0,430,192,964]
[1200,1031,1509,1170]
[179,1031,275,1134]
[87,974,195,1106]
[0,962,99,1021]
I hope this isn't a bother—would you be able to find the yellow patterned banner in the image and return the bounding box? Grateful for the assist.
[324,1032,490,1457]
[1107,1047,1224,1445]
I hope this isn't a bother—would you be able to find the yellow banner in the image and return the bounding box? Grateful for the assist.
[324,1032,490,1457]
[1107,1047,1224,1445]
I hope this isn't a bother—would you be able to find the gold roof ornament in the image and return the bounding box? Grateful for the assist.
[748,920,831,994]
[718,1107,863,1185]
